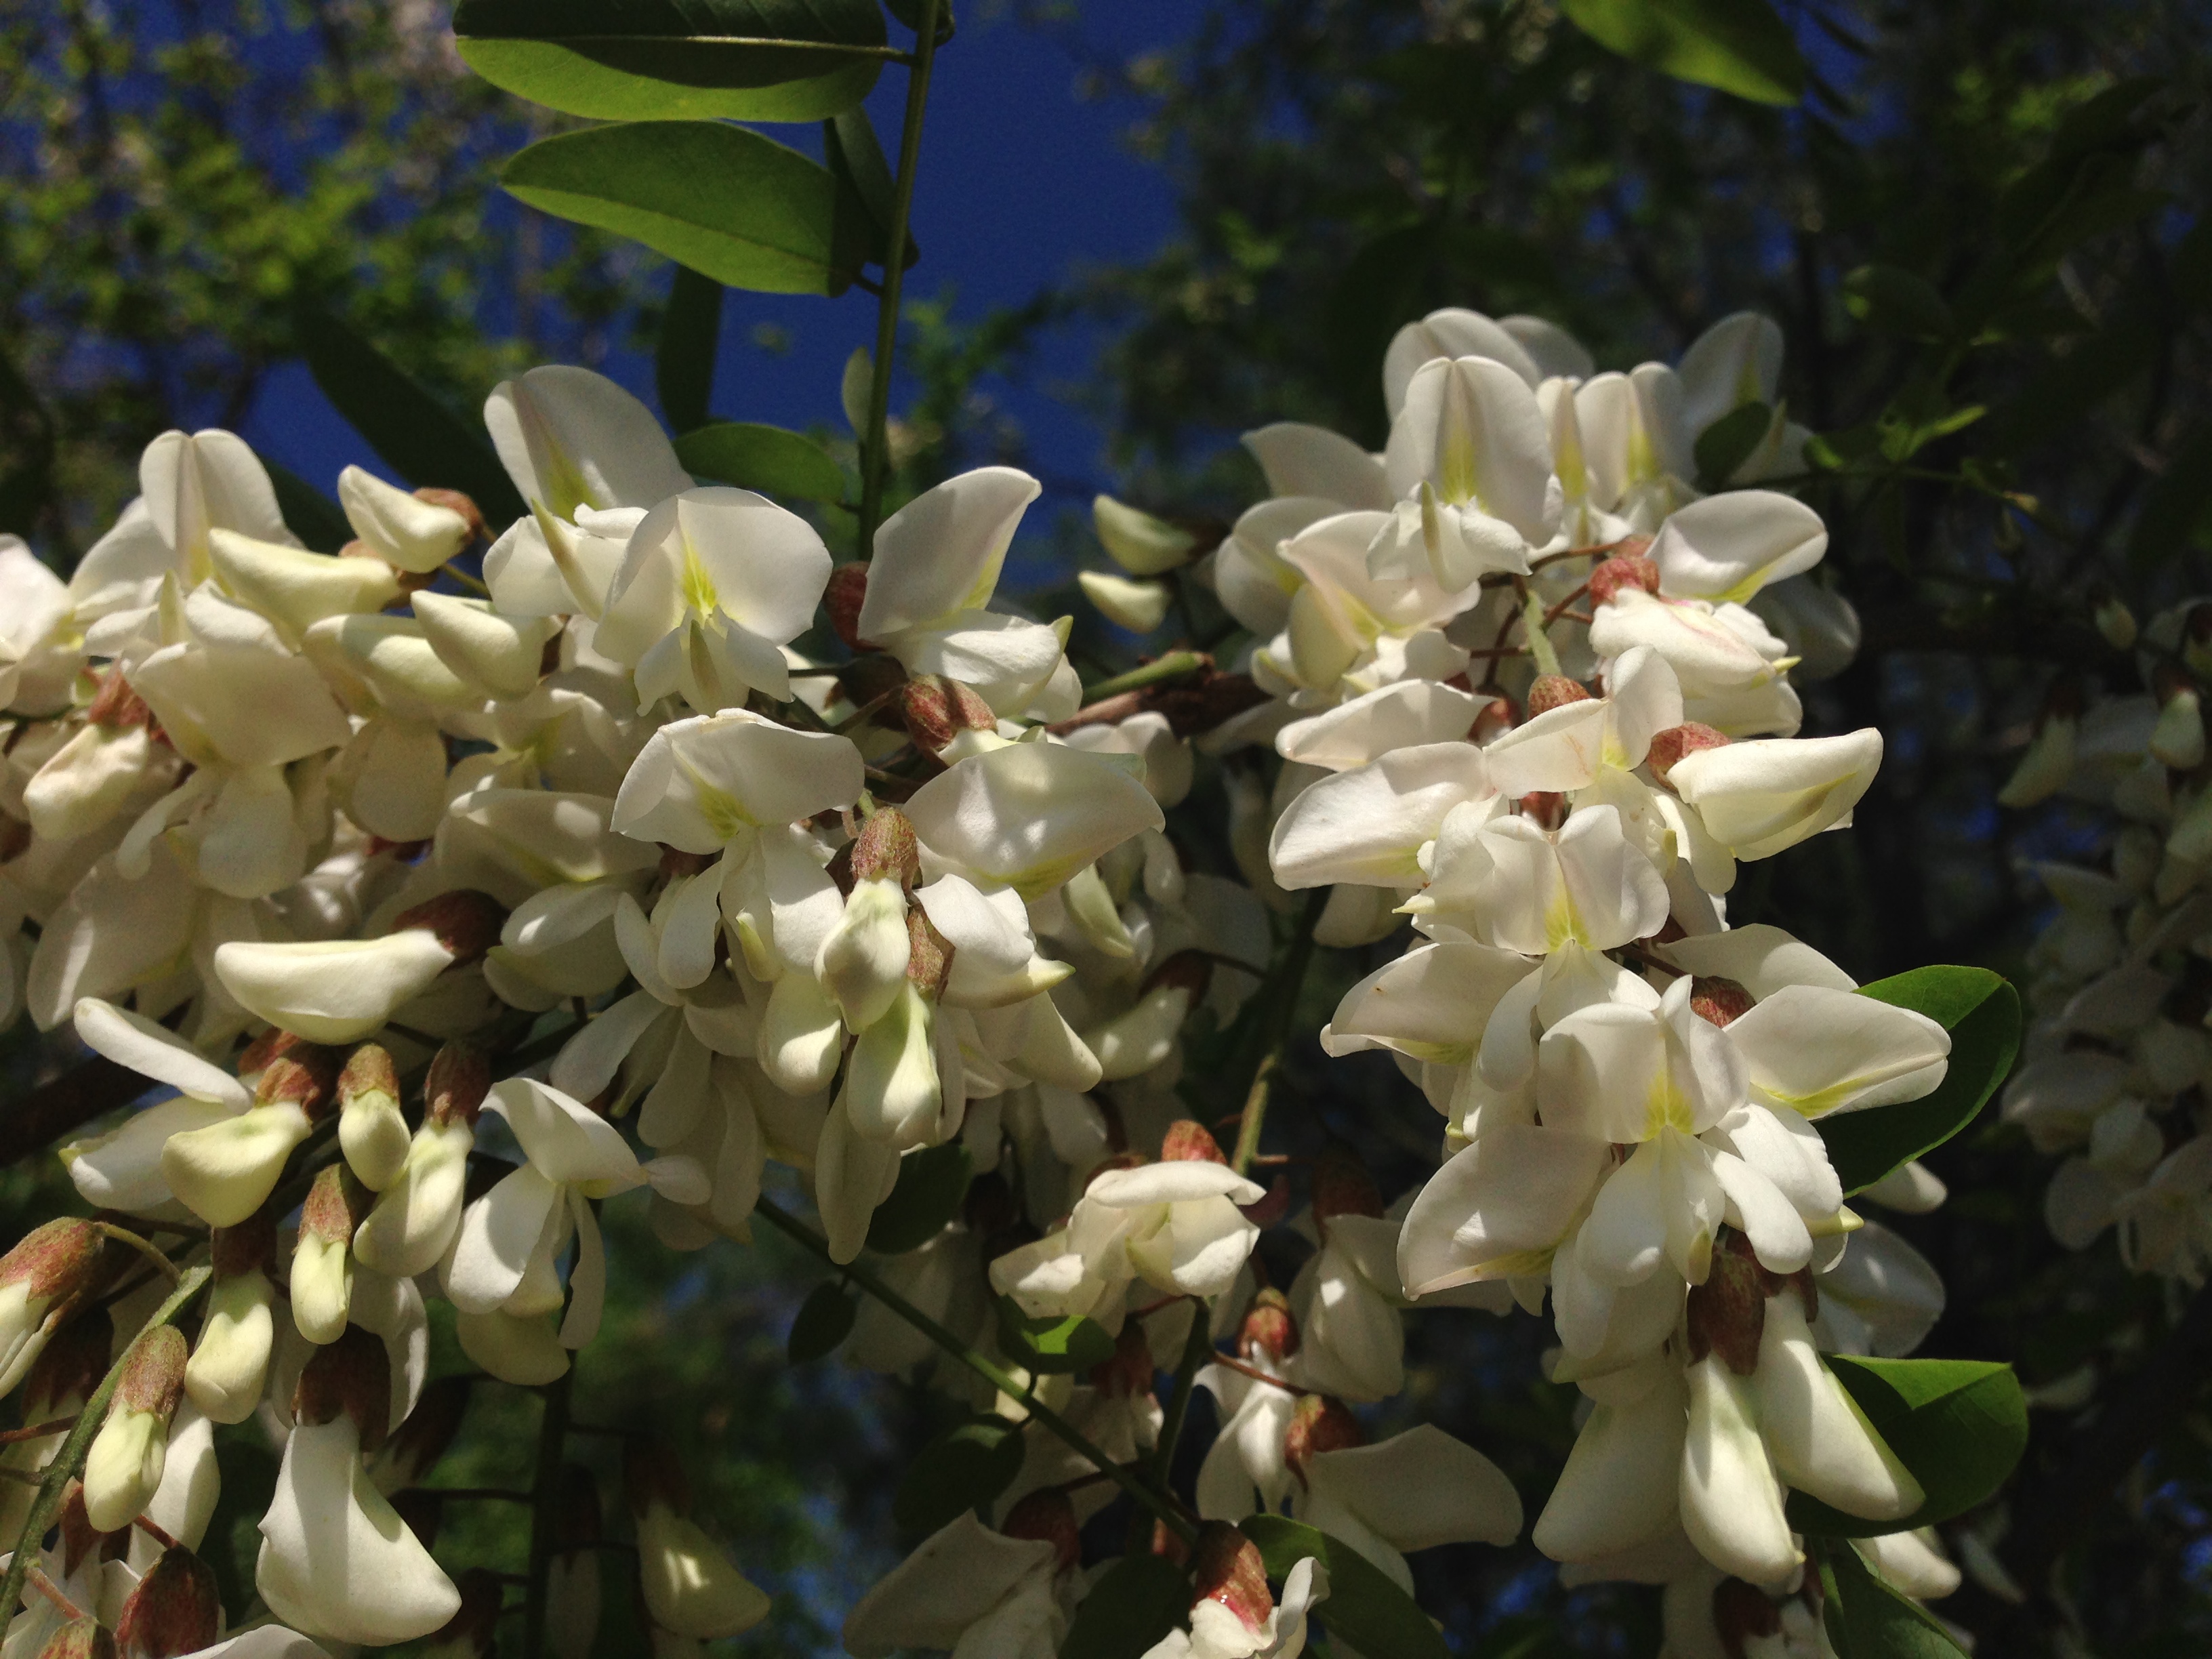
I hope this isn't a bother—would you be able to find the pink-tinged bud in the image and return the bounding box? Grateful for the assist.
[426,1568,504,1659]
[1525,675,1594,717]
[301,1163,372,1246]
[825,563,871,650]
[1089,1320,1158,1399]
[850,807,920,886]
[86,670,156,732]
[1141,949,1214,1000]
[237,1027,317,1086]
[0,1217,106,1305]
[1161,1120,1228,1166]
[1518,791,1566,830]
[294,1325,393,1452]
[339,1043,400,1112]
[1471,695,1516,743]
[115,1547,222,1659]
[211,1210,278,1279]
[904,905,954,998]
[623,1437,693,1518]
[1685,1232,1776,1376]
[381,1376,474,1490]
[1000,1489,1080,1574]
[1689,977,1756,1028]
[895,676,997,752]
[1587,546,1660,605]
[22,1318,112,1417]
[1189,1523,1272,1632]
[1284,1393,1364,1488]
[1645,722,1732,785]
[1237,1288,1298,1364]
[1310,1144,1384,1234]
[392,888,508,966]
[59,1482,123,1575]
[115,1326,186,1418]
[255,1047,343,1120]
[1711,1578,1784,1653]
[36,1619,115,1659]
[425,1043,491,1129]
[413,487,488,546]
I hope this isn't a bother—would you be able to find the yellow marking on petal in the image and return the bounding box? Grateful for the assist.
[1641,1065,1699,1136]
[1439,378,1481,506]
[679,539,720,618]
[1542,881,1583,952]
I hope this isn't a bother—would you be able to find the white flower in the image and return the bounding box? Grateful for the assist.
[843,1511,1070,1659]
[905,741,1166,900]
[1589,591,1801,738]
[1268,742,1493,890]
[1665,731,1883,860]
[1369,356,1560,590]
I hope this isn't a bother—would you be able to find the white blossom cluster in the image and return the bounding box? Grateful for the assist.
[0,310,1975,1659]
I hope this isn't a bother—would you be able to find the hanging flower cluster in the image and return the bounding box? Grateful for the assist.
[0,306,2003,1659]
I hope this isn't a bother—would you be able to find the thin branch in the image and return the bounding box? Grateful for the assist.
[94,1222,182,1284]
[520,1367,573,1659]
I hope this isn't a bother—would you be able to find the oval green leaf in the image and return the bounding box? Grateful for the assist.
[453,0,887,123]
[1788,1356,2028,1538]
[256,453,353,553]
[500,121,848,295]
[1819,1536,1971,1656]
[892,1414,1025,1534]
[1239,1516,1450,1659]
[676,422,847,504]
[1059,1553,1189,1659]
[1693,401,1773,489]
[994,1296,1117,1376]
[1561,0,1806,107]
[1819,966,2021,1195]
[786,1279,855,1363]
[865,1141,972,1255]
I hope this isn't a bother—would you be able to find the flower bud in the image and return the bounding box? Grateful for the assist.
[2093,590,2138,650]
[843,982,942,1147]
[849,807,920,887]
[896,675,999,754]
[1685,1233,1778,1376]
[338,1044,411,1191]
[2152,673,2206,771]
[2186,603,2212,680]
[35,1620,115,1659]
[903,905,954,999]
[1284,1393,1365,1489]
[1238,1288,1299,1364]
[1645,722,1732,785]
[185,1212,277,1424]
[115,1546,222,1659]
[1309,1144,1384,1234]
[293,1324,394,1452]
[160,1058,329,1228]
[825,563,870,651]
[818,878,913,1031]
[339,465,473,573]
[1094,495,1200,576]
[0,1218,108,1396]
[293,1164,373,1345]
[353,1113,476,1279]
[1689,976,1756,1028]
[1001,1488,1080,1574]
[1525,675,1593,718]
[426,1042,492,1129]
[83,1326,186,1531]
[1997,678,2082,809]
[1162,1120,1228,1165]
[627,1440,772,1639]
[422,1568,504,1659]
[1078,570,1174,633]
[392,888,509,968]
[1189,1521,1272,1633]
[1587,547,1660,606]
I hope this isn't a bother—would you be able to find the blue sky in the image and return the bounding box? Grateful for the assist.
[240,5,1191,510]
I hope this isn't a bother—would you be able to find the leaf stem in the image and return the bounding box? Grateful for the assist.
[1079,650,1209,703]
[0,1265,211,1623]
[520,1365,572,1659]
[1149,1300,1213,1487]
[752,1195,1197,1544]
[1229,888,1328,1174]
[853,0,944,556]
[94,1221,182,1284]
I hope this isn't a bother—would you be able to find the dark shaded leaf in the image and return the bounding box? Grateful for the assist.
[1820,968,2020,1195]
[995,1296,1115,1375]
[256,453,353,552]
[1240,1516,1450,1659]
[893,1414,1024,1534]
[1059,1553,1188,1659]
[786,1280,855,1362]
[676,421,847,504]
[453,0,886,123]
[1820,1534,1970,1656]
[884,0,955,45]
[1561,0,1805,106]
[295,306,525,525]
[500,121,847,295]
[656,264,724,432]
[1842,265,1954,339]
[1694,401,1773,489]
[825,106,920,271]
[1789,1357,2028,1536]
[865,1142,972,1254]
[2128,424,2212,568]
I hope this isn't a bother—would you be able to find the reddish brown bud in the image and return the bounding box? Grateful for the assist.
[22,1317,114,1417]
[36,1618,115,1659]
[294,1325,393,1451]
[392,888,508,966]
[425,1042,491,1129]
[1685,1231,1776,1376]
[413,487,488,545]
[1518,791,1567,830]
[1587,545,1660,606]
[1160,1120,1228,1166]
[0,1217,106,1303]
[905,904,955,998]
[255,1047,343,1119]
[302,1162,373,1246]
[1525,675,1594,718]
[1001,1488,1081,1574]
[1712,1578,1784,1656]
[1645,722,1731,785]
[896,676,1000,752]
[1471,696,1517,743]
[1284,1393,1365,1488]
[86,669,156,732]
[1089,1319,1158,1399]
[623,1437,692,1517]
[237,1027,318,1086]
[1238,1288,1299,1364]
[339,1042,399,1111]
[851,806,920,886]
[426,1568,504,1659]
[1189,1522,1272,1631]
[1310,1144,1385,1234]
[1689,977,1756,1028]
[115,1547,222,1659]
[836,650,907,714]
[381,1375,474,1490]
[1141,949,1214,1000]
[113,1326,186,1419]
[825,562,871,650]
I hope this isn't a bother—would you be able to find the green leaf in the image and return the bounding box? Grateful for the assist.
[994,1296,1116,1376]
[785,1280,855,1362]
[1561,0,1805,107]
[2128,423,2212,568]
[1788,1356,2028,1537]
[1693,401,1773,489]
[892,1414,1025,1534]
[1818,968,2020,1195]
[865,1142,972,1254]
[1059,1553,1189,1659]
[255,453,353,553]
[1820,1536,1971,1656]
[824,106,919,272]
[1842,265,1955,340]
[656,264,724,432]
[676,421,847,504]
[1240,1517,1450,1659]
[500,121,848,295]
[295,306,525,526]
[453,0,886,123]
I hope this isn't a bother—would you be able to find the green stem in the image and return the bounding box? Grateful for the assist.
[1080,650,1208,703]
[521,1366,572,1659]
[853,0,944,557]
[1229,887,1328,1172]
[0,1265,212,1620]
[1519,585,1563,678]
[753,1196,1197,1544]
[1149,1301,1213,1486]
